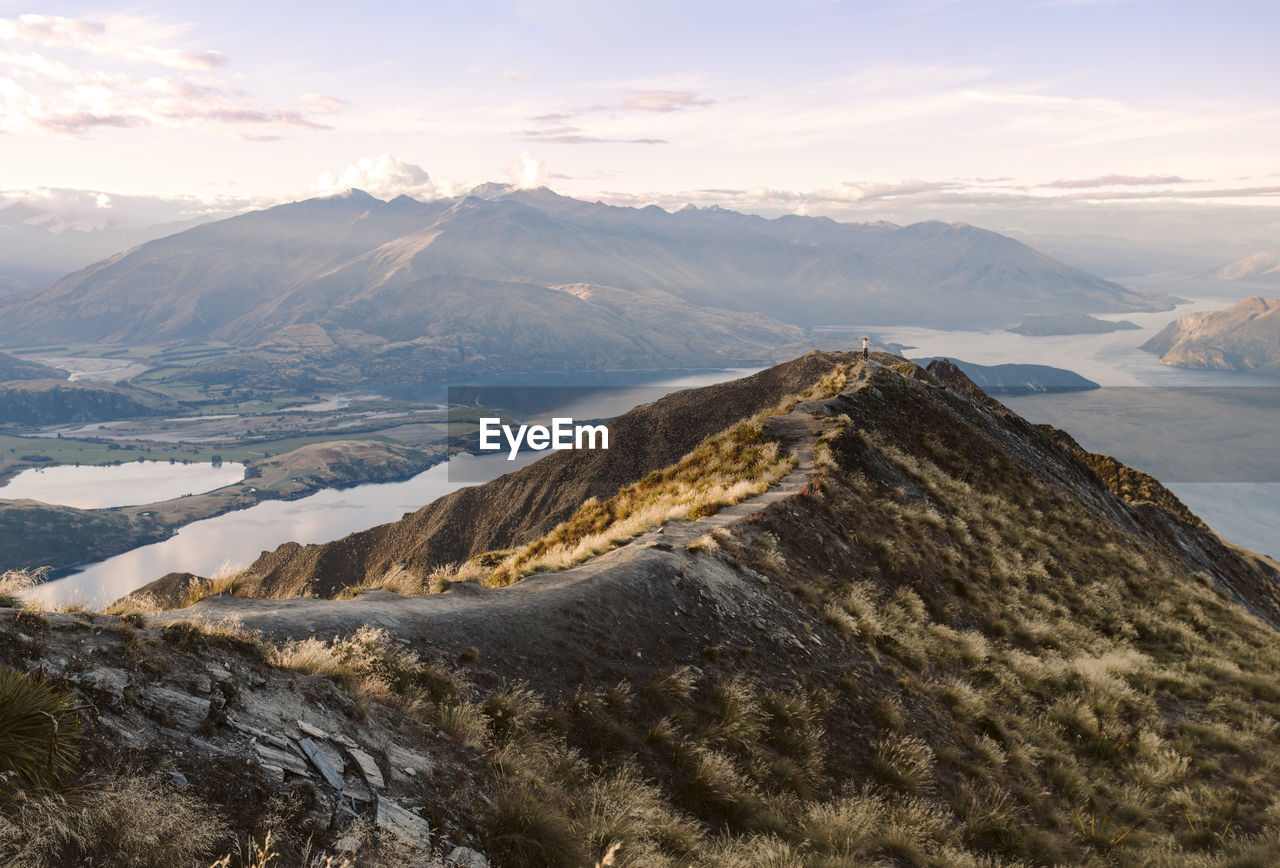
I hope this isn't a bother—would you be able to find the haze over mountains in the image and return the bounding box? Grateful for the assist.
[0,196,211,292]
[0,187,1174,388]
[1209,246,1280,283]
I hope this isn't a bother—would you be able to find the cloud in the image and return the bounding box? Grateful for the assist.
[301,93,349,115]
[1059,185,1280,200]
[592,173,1280,231]
[0,185,261,233]
[506,151,549,189]
[523,88,715,145]
[312,155,454,199]
[0,14,336,138]
[0,14,225,70]
[962,89,1129,114]
[620,90,716,113]
[1044,174,1197,189]
[523,125,668,145]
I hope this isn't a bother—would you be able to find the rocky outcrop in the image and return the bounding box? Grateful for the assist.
[0,609,491,865]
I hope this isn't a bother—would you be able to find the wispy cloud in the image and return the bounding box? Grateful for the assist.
[620,90,715,112]
[0,14,224,70]
[962,89,1130,114]
[0,13,336,138]
[523,126,668,145]
[1044,174,1197,188]
[523,88,715,145]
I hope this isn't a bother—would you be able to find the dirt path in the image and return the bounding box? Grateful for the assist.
[157,409,827,656]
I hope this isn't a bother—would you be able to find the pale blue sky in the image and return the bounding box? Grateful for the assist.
[1,0,1277,244]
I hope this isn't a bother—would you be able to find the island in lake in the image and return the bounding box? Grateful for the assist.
[1008,313,1141,335]
[911,358,1100,394]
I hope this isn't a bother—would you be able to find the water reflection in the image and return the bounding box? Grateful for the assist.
[1,460,245,509]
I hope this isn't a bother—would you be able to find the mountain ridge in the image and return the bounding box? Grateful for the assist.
[1207,246,1280,282]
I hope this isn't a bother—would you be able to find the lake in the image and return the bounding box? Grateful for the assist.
[0,460,246,509]
[26,450,543,608]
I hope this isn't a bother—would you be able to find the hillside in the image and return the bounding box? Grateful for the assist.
[0,191,1172,389]
[1141,297,1280,372]
[210,352,861,598]
[0,378,174,426]
[7,353,1279,865]
[1207,246,1280,283]
[0,352,67,382]
[0,500,168,571]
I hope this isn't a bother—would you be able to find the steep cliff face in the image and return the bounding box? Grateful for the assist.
[1142,296,1280,372]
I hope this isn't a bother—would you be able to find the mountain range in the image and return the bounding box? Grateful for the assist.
[0,188,1173,389]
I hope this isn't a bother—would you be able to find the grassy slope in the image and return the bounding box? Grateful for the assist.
[6,359,1280,867]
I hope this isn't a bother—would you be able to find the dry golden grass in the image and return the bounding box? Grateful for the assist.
[0,568,40,608]
[0,772,227,867]
[413,415,797,592]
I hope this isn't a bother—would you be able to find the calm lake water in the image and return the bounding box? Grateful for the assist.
[27,451,542,608]
[1,461,246,509]
[1165,484,1278,560]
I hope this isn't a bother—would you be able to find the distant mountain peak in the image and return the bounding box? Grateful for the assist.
[1207,246,1280,283]
[467,182,515,200]
[324,188,381,204]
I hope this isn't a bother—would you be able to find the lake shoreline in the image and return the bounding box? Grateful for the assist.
[3,440,442,579]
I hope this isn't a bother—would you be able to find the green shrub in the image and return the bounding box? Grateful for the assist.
[0,667,87,796]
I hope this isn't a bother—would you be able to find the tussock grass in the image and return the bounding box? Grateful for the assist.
[0,772,227,867]
[181,569,254,607]
[483,785,584,868]
[0,568,41,608]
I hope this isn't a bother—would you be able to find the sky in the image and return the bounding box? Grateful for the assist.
[1,0,1278,252]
